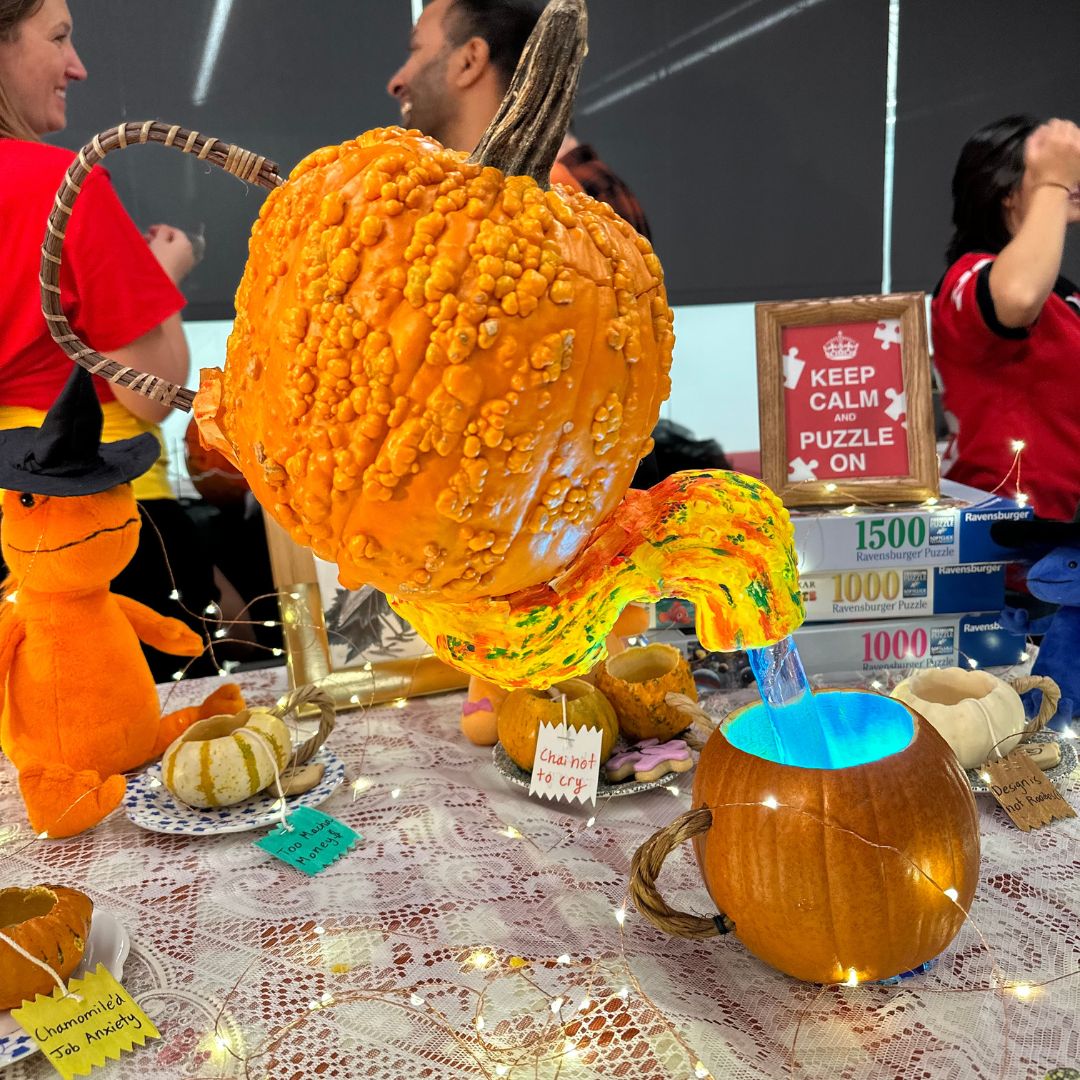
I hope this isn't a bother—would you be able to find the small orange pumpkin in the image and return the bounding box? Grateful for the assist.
[594,643,697,741]
[497,678,618,771]
[0,885,93,1009]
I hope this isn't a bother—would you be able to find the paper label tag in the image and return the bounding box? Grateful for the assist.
[11,964,159,1079]
[529,722,602,806]
[983,749,1077,831]
[254,806,360,875]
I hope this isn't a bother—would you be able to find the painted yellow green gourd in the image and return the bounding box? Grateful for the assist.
[162,709,291,808]
[891,667,1026,769]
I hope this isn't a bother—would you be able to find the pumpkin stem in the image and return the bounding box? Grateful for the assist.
[468,0,588,188]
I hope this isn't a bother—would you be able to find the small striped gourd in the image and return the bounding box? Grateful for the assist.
[162,709,291,809]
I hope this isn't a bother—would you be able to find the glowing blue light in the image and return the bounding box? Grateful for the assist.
[726,688,914,770]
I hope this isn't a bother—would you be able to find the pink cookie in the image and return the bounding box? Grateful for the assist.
[605,738,693,783]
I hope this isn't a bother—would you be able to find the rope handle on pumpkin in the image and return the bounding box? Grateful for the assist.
[628,806,735,940]
[270,684,337,765]
[1006,675,1062,735]
[39,121,284,412]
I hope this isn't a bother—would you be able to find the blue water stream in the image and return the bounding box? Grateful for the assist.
[746,636,840,769]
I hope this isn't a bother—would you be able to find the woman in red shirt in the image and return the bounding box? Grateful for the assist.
[0,0,222,678]
[932,115,1080,522]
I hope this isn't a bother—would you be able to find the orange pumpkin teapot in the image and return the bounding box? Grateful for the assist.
[36,0,803,693]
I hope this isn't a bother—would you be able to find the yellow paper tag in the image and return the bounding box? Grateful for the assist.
[11,964,159,1079]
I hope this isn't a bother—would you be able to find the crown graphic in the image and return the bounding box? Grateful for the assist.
[823,329,860,361]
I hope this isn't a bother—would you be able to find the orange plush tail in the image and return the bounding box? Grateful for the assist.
[153,682,246,756]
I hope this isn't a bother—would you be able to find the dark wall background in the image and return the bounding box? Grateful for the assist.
[60,0,413,320]
[53,0,1080,318]
[891,0,1080,292]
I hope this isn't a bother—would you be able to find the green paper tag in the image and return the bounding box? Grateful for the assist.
[254,806,360,875]
[12,964,159,1079]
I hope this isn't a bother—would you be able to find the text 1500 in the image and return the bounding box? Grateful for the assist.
[856,517,927,551]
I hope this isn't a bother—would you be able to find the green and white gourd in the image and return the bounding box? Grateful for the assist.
[162,709,292,808]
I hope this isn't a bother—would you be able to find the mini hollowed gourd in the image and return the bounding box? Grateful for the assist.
[632,690,980,985]
[0,885,93,1009]
[162,708,291,809]
[497,678,618,771]
[891,667,1027,770]
[593,643,697,742]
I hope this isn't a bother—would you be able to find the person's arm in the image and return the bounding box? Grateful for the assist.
[104,225,195,423]
[989,119,1080,328]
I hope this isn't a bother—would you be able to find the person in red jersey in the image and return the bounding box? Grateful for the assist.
[932,115,1080,522]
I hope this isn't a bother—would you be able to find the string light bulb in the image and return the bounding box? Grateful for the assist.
[1010,439,1026,453]
[762,795,779,810]
[468,950,493,969]
[614,907,626,926]
[844,969,859,987]
[824,482,838,493]
[1012,983,1033,1000]
[944,888,959,902]
[169,589,180,601]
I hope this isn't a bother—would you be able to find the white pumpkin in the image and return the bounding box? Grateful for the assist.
[162,709,291,808]
[891,668,1025,769]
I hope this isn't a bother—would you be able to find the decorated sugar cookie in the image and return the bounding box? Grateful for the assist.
[604,738,693,783]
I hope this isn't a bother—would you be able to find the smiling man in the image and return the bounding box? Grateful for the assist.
[387,0,539,155]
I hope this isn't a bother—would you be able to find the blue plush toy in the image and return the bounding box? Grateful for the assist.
[994,515,1080,731]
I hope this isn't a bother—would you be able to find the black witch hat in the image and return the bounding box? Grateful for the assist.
[0,366,159,496]
[991,502,1080,551]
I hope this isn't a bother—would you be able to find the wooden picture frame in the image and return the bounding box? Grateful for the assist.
[755,292,939,508]
[263,512,468,709]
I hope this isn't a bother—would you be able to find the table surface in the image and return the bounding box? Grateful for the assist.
[1,668,1078,1080]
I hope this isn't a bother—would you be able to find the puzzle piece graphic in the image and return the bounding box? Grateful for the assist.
[783,347,805,390]
[884,387,907,422]
[788,456,819,483]
[874,319,902,349]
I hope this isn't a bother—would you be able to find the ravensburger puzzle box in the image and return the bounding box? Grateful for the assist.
[651,563,1006,627]
[791,479,1031,573]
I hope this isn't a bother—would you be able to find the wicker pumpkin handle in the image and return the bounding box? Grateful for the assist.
[270,684,337,765]
[629,807,735,940]
[40,121,284,412]
[1007,675,1062,735]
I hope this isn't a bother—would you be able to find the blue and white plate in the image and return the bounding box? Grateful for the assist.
[0,910,128,1068]
[123,747,346,835]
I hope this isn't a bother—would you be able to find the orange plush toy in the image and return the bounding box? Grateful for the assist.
[0,368,243,837]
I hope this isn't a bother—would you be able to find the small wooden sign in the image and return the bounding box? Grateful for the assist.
[983,749,1077,831]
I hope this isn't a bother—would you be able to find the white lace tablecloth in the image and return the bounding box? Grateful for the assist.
[2,668,1078,1080]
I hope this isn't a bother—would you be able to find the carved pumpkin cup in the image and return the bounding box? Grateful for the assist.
[40,0,803,690]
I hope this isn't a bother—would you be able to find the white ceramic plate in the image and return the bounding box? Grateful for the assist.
[492,742,694,798]
[0,909,129,1068]
[123,746,345,835]
[967,731,1078,793]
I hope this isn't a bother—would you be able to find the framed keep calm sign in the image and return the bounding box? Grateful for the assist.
[755,293,939,507]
